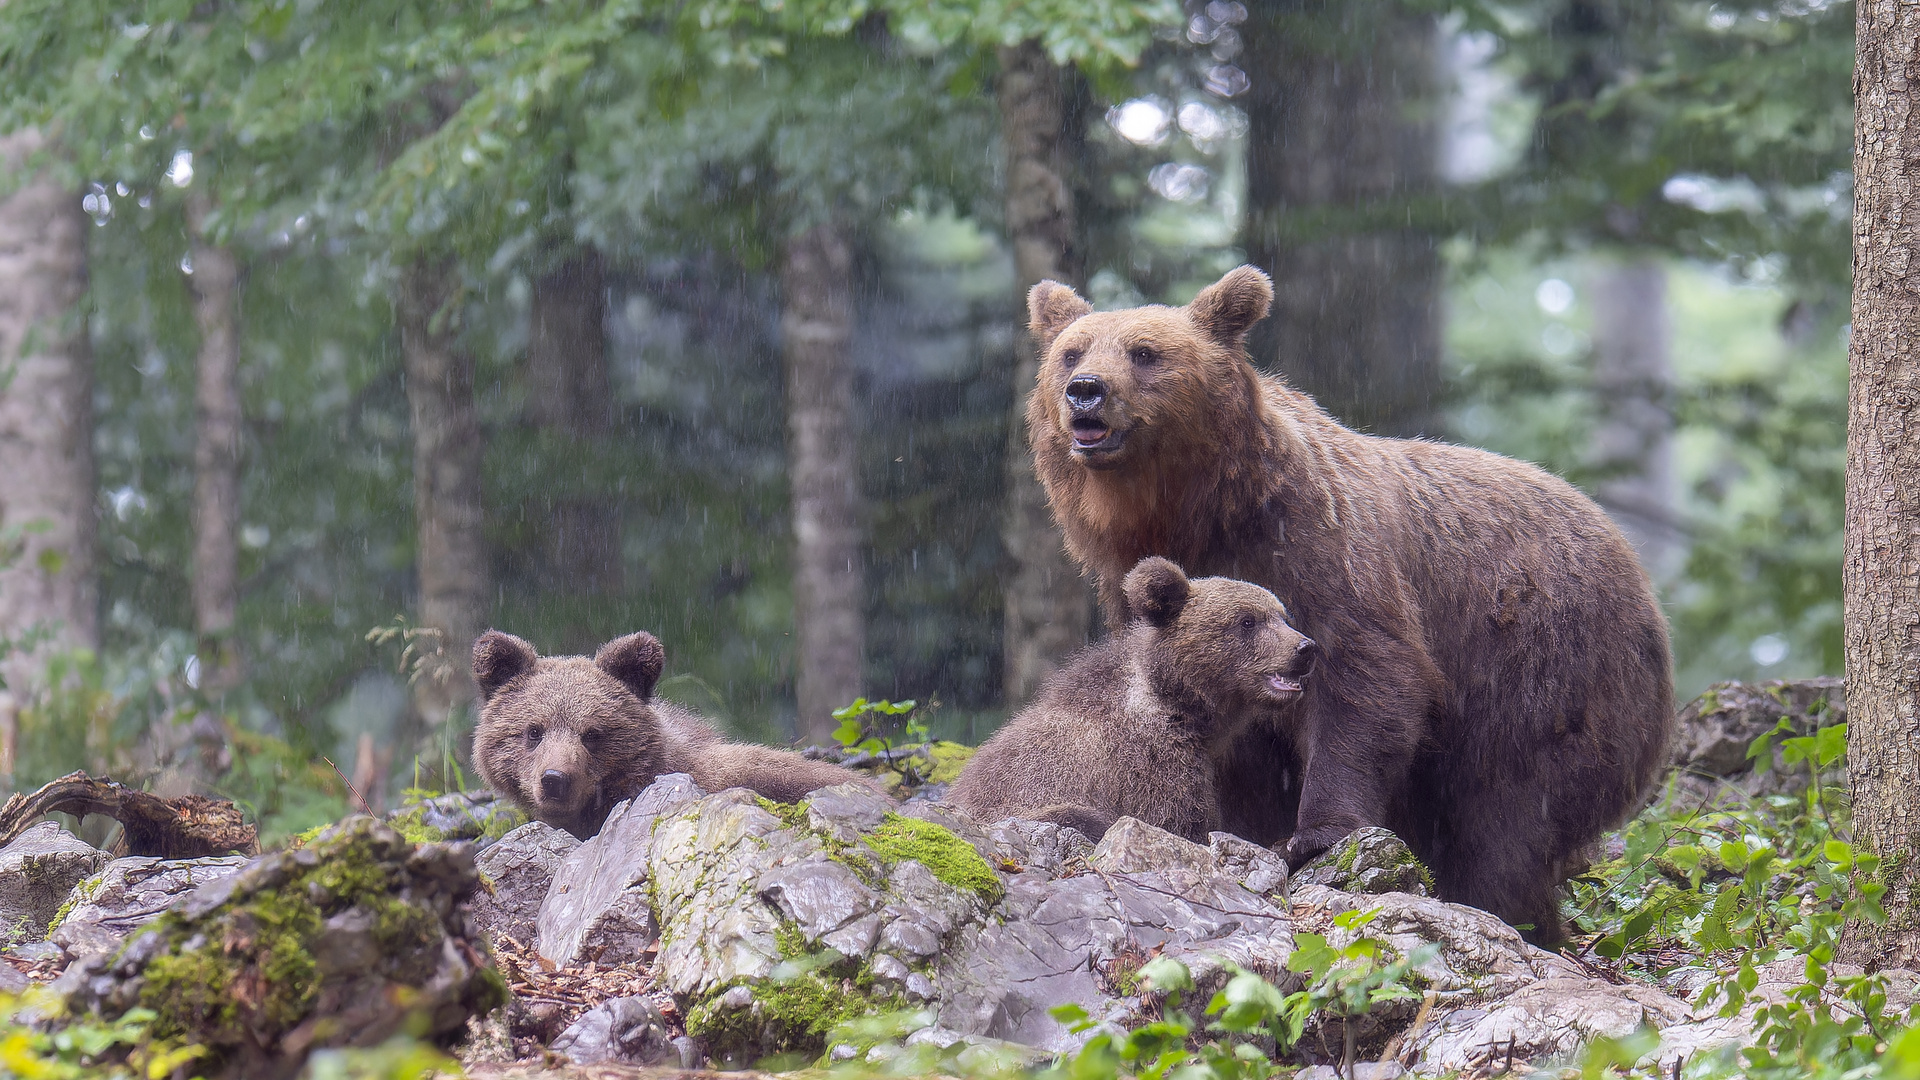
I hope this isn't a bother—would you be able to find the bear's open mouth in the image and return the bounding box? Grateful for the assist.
[1266,673,1303,698]
[1070,420,1126,457]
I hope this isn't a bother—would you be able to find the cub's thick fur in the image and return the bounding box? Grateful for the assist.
[472,630,871,838]
[1023,266,1673,942]
[952,558,1317,841]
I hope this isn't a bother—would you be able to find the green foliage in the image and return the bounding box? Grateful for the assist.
[0,990,204,1080]
[1038,912,1434,1080]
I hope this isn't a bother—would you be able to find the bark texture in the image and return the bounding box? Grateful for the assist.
[999,40,1094,707]
[0,130,96,705]
[1242,5,1443,437]
[1590,259,1680,581]
[1842,0,1920,970]
[781,222,864,743]
[398,258,490,738]
[528,251,621,605]
[187,194,244,693]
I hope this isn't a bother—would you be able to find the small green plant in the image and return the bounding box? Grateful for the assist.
[832,698,938,787]
[1042,909,1433,1080]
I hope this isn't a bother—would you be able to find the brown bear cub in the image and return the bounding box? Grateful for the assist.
[952,557,1317,843]
[472,630,874,838]
[1023,265,1673,943]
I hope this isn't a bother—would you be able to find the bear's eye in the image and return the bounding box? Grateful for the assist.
[1129,345,1158,366]
[581,729,605,748]
[1061,348,1084,370]
[526,724,545,747]
[1239,615,1258,632]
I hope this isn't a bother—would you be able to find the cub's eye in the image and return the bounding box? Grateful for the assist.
[525,725,545,746]
[1239,615,1258,631]
[581,729,605,748]
[1129,345,1158,366]
[1062,348,1084,370]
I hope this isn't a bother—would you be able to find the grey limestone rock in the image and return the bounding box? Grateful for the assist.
[536,773,703,967]
[1670,678,1846,798]
[1406,977,1690,1075]
[986,818,1093,877]
[471,821,579,948]
[0,822,110,945]
[47,853,245,959]
[1209,832,1289,897]
[550,996,677,1066]
[1294,827,1433,896]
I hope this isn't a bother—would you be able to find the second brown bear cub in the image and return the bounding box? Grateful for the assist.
[472,630,871,838]
[952,557,1316,841]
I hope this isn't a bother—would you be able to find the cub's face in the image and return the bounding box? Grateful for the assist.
[1123,557,1317,734]
[1027,266,1274,473]
[470,631,668,837]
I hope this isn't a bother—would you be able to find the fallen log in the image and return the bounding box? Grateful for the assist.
[0,771,257,857]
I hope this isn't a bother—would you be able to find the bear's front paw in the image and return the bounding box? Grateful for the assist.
[1282,823,1357,869]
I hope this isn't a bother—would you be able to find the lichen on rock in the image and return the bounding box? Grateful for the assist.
[55,815,504,1080]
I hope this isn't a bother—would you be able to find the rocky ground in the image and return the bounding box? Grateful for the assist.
[0,677,1865,1078]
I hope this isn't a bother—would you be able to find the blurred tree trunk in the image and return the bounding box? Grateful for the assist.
[781,222,863,743]
[186,194,244,695]
[397,257,489,765]
[527,249,621,630]
[0,130,96,789]
[1241,3,1443,437]
[1590,258,1680,581]
[997,40,1093,708]
[1841,0,1920,971]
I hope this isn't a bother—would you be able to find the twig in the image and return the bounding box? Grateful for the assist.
[322,756,376,816]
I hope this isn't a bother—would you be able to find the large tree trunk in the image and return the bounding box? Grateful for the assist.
[1242,4,1443,437]
[1590,259,1681,581]
[397,258,489,759]
[998,40,1094,708]
[186,194,244,694]
[1840,0,1920,970]
[781,222,864,743]
[0,131,96,790]
[527,250,621,620]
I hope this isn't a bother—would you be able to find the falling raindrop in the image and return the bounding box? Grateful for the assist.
[1204,65,1250,98]
[1750,635,1789,667]
[81,185,113,225]
[1534,278,1575,314]
[180,253,194,275]
[183,654,202,689]
[137,123,156,140]
[1107,99,1172,146]
[114,182,129,197]
[166,149,194,187]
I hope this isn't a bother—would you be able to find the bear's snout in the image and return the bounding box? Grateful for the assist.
[1066,374,1107,412]
[1289,637,1319,676]
[540,769,572,802]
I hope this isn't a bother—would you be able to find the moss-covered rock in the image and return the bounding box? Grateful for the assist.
[56,815,505,1080]
[386,788,526,847]
[864,813,1001,904]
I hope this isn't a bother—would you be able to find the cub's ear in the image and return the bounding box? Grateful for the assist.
[473,631,538,701]
[1028,280,1093,352]
[595,632,666,701]
[1123,557,1192,629]
[1186,265,1273,345]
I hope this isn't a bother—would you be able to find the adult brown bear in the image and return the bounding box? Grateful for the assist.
[1024,265,1672,941]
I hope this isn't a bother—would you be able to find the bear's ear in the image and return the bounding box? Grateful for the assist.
[1186,265,1273,346]
[1123,557,1192,629]
[1028,280,1093,351]
[473,631,538,701]
[595,632,666,701]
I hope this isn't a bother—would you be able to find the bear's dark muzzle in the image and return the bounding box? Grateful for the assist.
[540,769,572,801]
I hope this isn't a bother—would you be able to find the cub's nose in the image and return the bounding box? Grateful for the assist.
[1065,374,1107,412]
[540,769,572,801]
[1291,637,1319,675]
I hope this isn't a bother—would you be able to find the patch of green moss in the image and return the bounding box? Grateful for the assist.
[864,813,1002,903]
[45,869,106,934]
[686,957,901,1063]
[924,741,975,785]
[755,796,812,831]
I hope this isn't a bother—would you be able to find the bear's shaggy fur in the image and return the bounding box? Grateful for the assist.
[1023,266,1673,941]
[471,630,872,838]
[952,557,1317,842]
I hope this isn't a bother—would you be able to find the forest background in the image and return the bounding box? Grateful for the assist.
[0,0,1854,844]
